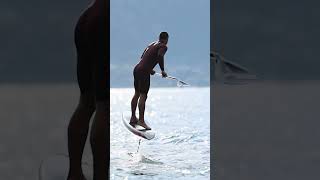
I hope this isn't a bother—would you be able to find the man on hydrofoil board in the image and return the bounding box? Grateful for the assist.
[130,32,169,130]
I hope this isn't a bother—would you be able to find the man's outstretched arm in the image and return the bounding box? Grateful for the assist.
[158,46,167,77]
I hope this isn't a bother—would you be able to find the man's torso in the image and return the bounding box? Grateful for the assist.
[135,41,166,73]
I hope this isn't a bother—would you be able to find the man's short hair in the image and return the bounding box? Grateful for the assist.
[159,32,169,40]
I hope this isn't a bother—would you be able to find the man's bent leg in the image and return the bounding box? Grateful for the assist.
[68,94,95,180]
[138,93,151,130]
[138,93,147,121]
[90,101,109,180]
[130,91,139,125]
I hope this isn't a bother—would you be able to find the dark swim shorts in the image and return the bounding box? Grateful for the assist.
[74,7,108,101]
[133,66,150,94]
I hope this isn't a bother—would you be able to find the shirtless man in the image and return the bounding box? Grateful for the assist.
[130,32,169,130]
[67,0,109,179]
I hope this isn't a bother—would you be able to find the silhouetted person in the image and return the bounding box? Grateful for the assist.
[67,0,109,179]
[130,32,169,130]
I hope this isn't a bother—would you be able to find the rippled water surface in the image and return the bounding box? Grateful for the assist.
[111,87,210,180]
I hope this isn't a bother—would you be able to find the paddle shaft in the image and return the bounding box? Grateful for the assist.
[154,72,189,86]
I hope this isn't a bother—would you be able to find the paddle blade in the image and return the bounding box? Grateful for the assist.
[177,80,190,87]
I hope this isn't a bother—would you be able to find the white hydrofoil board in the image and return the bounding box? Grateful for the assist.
[122,113,155,140]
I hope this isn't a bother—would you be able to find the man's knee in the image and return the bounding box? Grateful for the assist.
[138,94,147,106]
[95,100,108,112]
[133,91,140,99]
[139,93,147,100]
[79,94,96,111]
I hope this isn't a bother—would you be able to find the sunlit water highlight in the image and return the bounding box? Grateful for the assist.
[111,87,210,180]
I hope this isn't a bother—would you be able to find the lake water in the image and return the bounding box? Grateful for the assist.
[110,87,210,180]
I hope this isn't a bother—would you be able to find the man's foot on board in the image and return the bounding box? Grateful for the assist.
[129,116,138,127]
[137,120,151,130]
